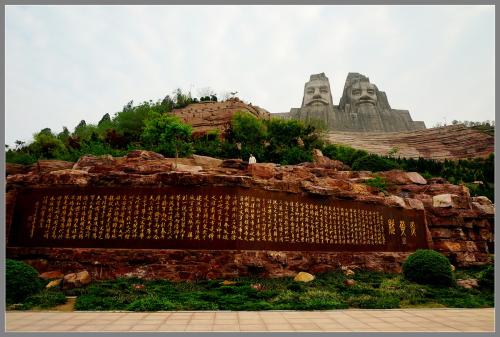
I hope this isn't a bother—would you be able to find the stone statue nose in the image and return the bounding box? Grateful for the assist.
[313,93,322,99]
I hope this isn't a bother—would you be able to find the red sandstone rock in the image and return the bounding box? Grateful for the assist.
[456,278,478,289]
[174,164,203,173]
[405,198,425,210]
[221,159,247,170]
[432,194,455,208]
[385,195,407,208]
[40,169,90,186]
[433,240,463,252]
[471,200,494,216]
[39,271,64,280]
[32,160,74,174]
[379,170,427,185]
[311,149,348,170]
[73,155,116,173]
[126,150,164,160]
[344,279,356,287]
[6,163,30,176]
[406,172,427,185]
[63,270,92,289]
[46,279,62,289]
[247,163,276,179]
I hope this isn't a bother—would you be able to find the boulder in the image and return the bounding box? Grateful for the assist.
[293,271,315,283]
[63,270,92,289]
[379,170,426,185]
[118,159,173,174]
[174,164,203,173]
[385,195,407,208]
[125,150,164,160]
[191,155,223,168]
[405,198,425,210]
[343,279,356,287]
[406,172,428,185]
[471,200,494,216]
[39,271,64,280]
[312,149,347,170]
[32,160,74,174]
[221,280,236,285]
[341,266,355,276]
[251,283,264,291]
[247,163,276,179]
[456,278,478,289]
[46,279,62,289]
[73,155,116,173]
[132,284,146,291]
[433,194,454,208]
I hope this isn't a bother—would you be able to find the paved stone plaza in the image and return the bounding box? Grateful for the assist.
[6,308,494,332]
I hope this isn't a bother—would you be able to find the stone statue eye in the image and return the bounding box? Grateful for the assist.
[320,89,328,93]
[367,90,374,94]
[352,90,361,95]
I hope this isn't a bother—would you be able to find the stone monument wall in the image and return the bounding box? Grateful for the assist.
[5,151,493,280]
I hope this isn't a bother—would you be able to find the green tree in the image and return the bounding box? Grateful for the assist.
[230,112,267,160]
[114,101,160,142]
[30,130,67,159]
[141,115,193,162]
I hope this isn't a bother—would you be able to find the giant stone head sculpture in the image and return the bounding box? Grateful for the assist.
[348,80,378,107]
[301,73,333,108]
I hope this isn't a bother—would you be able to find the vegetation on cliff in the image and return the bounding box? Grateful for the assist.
[6,94,494,200]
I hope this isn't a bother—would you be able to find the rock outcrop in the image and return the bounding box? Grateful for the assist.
[171,97,270,137]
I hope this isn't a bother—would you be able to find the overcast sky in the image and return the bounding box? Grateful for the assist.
[5,5,495,146]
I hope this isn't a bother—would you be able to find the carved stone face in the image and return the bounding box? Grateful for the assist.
[348,81,377,107]
[302,79,332,107]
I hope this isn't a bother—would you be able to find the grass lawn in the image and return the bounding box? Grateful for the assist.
[9,266,492,311]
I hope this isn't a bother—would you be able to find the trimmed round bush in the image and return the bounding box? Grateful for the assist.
[479,264,494,290]
[6,259,43,304]
[402,250,453,286]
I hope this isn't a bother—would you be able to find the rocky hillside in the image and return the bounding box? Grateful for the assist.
[171,97,270,137]
[326,124,494,160]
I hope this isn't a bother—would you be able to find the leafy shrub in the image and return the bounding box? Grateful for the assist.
[280,146,312,165]
[347,294,400,309]
[479,265,494,290]
[351,153,399,172]
[6,259,43,304]
[141,114,193,158]
[364,176,388,191]
[403,250,453,286]
[126,296,176,311]
[321,144,368,166]
[20,289,67,309]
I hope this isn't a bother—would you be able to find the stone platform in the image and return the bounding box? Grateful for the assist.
[5,308,495,332]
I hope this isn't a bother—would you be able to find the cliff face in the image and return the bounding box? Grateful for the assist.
[6,150,493,280]
[326,124,494,160]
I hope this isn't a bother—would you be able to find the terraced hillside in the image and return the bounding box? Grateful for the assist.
[326,125,494,160]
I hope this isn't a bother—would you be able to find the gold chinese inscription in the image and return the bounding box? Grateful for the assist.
[13,188,425,250]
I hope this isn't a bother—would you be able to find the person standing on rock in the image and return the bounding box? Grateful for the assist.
[249,154,257,164]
